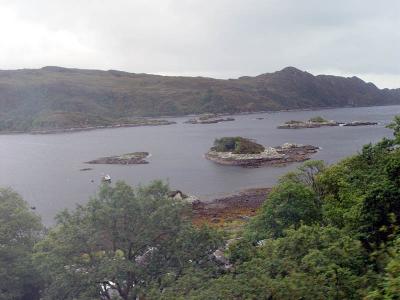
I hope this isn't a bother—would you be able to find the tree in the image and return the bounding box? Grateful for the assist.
[0,188,43,300]
[379,238,400,299]
[34,181,222,299]
[367,238,400,299]
[247,181,321,240]
[212,137,265,154]
[184,226,368,300]
[387,115,400,140]
[279,160,326,199]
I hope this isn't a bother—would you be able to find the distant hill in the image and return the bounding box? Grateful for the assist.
[0,66,399,132]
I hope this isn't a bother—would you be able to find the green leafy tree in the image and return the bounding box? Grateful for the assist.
[387,115,400,141]
[367,238,400,299]
[0,188,43,300]
[183,226,368,300]
[319,141,394,226]
[247,181,321,240]
[279,160,326,200]
[34,181,222,299]
[212,137,265,154]
[380,239,400,298]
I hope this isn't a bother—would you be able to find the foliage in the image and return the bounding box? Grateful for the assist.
[308,115,329,123]
[379,238,400,298]
[246,161,325,240]
[0,188,43,300]
[246,180,321,240]
[279,160,326,197]
[387,115,400,143]
[366,237,400,299]
[319,140,400,248]
[165,226,369,299]
[212,137,265,154]
[34,181,222,300]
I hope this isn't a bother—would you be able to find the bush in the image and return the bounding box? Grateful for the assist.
[308,116,328,123]
[212,137,265,154]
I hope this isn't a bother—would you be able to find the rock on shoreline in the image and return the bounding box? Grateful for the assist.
[341,121,378,126]
[205,143,319,168]
[278,119,378,129]
[192,187,271,227]
[86,152,150,165]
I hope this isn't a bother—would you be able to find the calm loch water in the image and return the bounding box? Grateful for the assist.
[1,105,399,224]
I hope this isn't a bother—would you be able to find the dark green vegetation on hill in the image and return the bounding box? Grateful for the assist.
[1,118,400,299]
[1,66,400,132]
[212,137,265,154]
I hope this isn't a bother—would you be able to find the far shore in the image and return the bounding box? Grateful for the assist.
[162,103,400,119]
[0,120,177,135]
[1,103,398,136]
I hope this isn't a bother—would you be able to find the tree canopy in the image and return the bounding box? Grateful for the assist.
[0,188,43,300]
[212,137,265,154]
[33,181,222,299]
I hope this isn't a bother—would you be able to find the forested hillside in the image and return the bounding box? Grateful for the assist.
[0,66,399,132]
[1,118,400,299]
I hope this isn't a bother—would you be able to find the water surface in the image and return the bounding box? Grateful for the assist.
[1,105,399,225]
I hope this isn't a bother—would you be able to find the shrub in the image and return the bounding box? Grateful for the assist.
[212,137,265,154]
[308,116,328,123]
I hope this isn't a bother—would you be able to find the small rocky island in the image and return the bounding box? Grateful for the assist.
[86,152,150,165]
[278,116,378,129]
[205,137,319,168]
[184,113,235,124]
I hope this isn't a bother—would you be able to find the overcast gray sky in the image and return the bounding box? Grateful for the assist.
[0,0,399,88]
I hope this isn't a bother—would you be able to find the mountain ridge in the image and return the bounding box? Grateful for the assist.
[0,66,399,132]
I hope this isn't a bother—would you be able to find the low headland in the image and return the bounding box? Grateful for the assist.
[278,116,378,129]
[2,115,176,135]
[205,137,319,167]
[86,152,150,165]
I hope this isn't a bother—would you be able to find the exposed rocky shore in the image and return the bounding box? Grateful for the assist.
[341,121,379,126]
[192,187,271,227]
[184,113,235,124]
[278,118,378,129]
[86,152,150,165]
[206,143,319,168]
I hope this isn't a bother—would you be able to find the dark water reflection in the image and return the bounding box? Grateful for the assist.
[1,105,399,225]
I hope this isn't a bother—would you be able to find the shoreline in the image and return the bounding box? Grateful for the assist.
[278,120,378,129]
[0,103,398,136]
[205,144,319,168]
[0,120,177,135]
[192,187,271,227]
[167,103,400,119]
[86,151,150,165]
